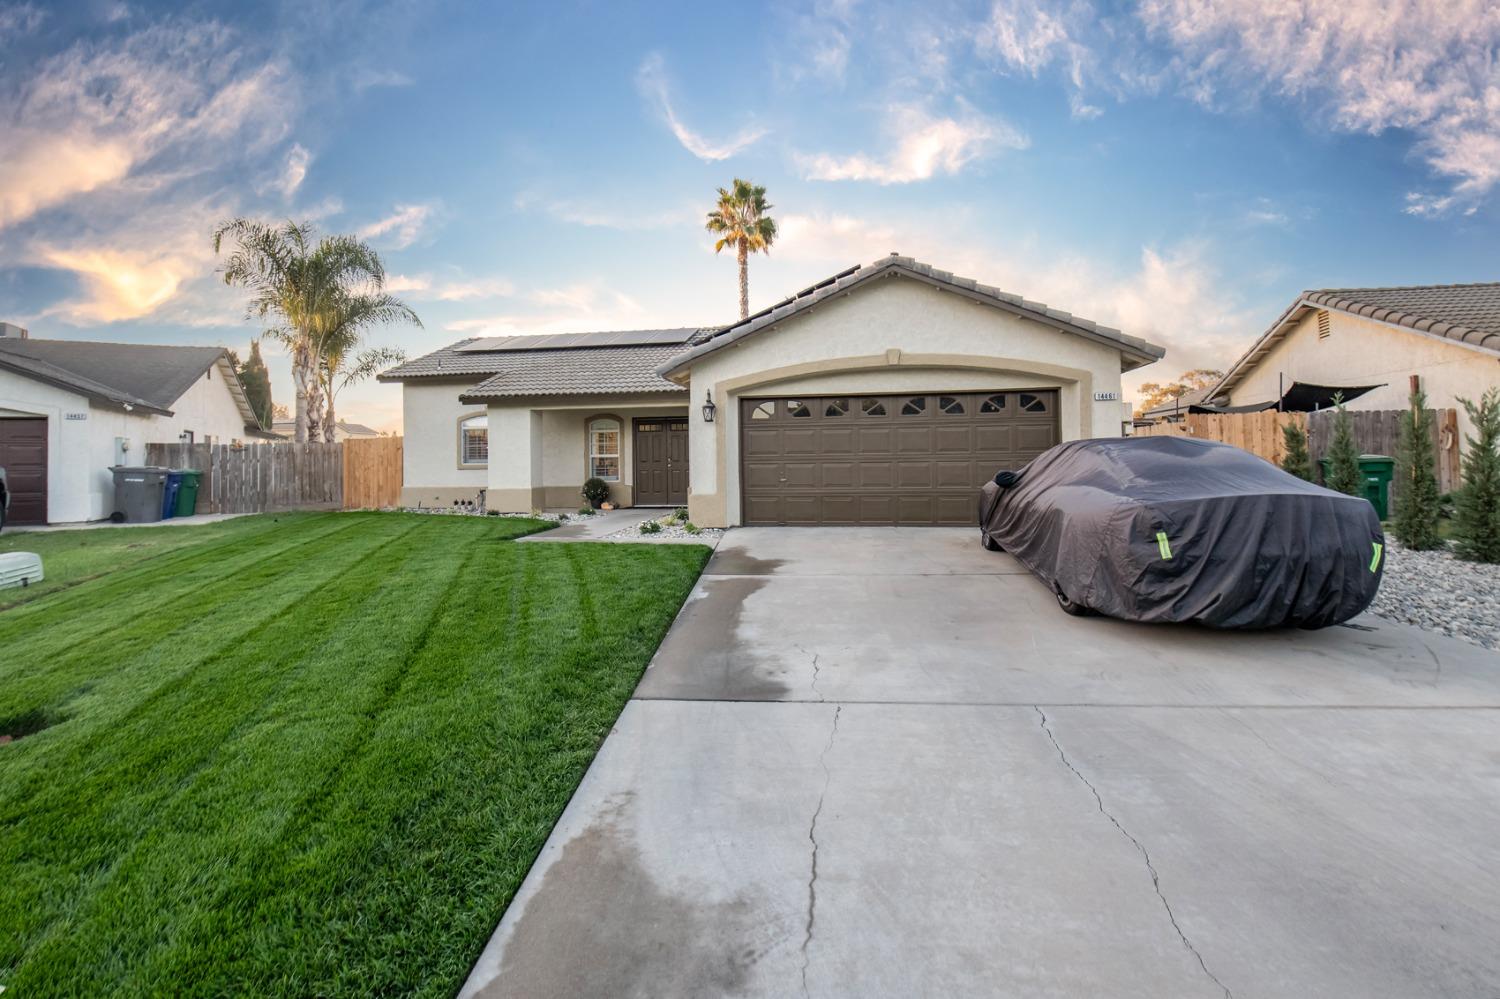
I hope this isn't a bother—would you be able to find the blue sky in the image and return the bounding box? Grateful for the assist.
[2,0,1497,429]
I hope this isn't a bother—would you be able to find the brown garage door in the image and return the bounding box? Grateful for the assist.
[0,417,48,525]
[741,391,1058,526]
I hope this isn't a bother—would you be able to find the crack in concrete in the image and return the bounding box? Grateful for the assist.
[1034,707,1232,999]
[795,644,826,702]
[801,703,842,997]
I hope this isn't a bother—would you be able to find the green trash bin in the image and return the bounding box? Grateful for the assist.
[1318,454,1395,519]
[173,468,203,517]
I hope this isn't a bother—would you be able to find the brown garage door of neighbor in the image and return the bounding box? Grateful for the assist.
[741,391,1059,526]
[0,417,48,525]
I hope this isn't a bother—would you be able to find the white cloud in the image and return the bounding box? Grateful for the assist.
[773,212,901,262]
[0,2,44,41]
[445,283,658,336]
[351,67,413,92]
[1135,0,1500,215]
[514,191,699,230]
[978,0,1101,120]
[262,142,310,200]
[636,53,767,161]
[798,103,1027,184]
[387,273,513,301]
[357,202,434,249]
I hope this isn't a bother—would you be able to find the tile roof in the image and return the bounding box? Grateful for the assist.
[1303,282,1500,351]
[0,337,260,428]
[454,344,692,401]
[1212,281,1500,400]
[658,253,1167,378]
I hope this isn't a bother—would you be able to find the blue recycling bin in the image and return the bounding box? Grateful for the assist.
[161,471,184,519]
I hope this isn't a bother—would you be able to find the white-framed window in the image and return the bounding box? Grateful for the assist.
[459,414,488,467]
[587,416,621,481]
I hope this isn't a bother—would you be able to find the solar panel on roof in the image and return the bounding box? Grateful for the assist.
[452,328,701,352]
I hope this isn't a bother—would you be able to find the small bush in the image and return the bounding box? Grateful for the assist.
[1280,420,1312,481]
[1324,396,1363,496]
[581,478,610,507]
[576,506,594,517]
[639,520,662,535]
[672,507,689,522]
[684,522,701,535]
[1454,388,1500,563]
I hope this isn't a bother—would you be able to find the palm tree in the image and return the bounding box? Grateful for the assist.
[316,290,418,440]
[212,219,395,442]
[706,179,777,320]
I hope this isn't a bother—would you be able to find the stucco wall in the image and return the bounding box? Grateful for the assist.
[678,276,1139,527]
[1,357,252,523]
[1228,309,1500,443]
[399,379,490,507]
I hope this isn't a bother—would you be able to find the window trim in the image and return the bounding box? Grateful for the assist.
[585,413,623,483]
[457,411,489,469]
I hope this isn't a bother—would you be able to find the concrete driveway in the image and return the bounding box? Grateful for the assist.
[462,528,1500,998]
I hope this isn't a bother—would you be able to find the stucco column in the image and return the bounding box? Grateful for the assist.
[487,405,544,512]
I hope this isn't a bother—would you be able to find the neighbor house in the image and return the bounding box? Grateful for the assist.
[270,418,383,441]
[1207,283,1500,440]
[380,255,1165,527]
[0,324,268,524]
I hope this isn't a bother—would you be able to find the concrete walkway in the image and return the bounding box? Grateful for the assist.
[462,527,1500,998]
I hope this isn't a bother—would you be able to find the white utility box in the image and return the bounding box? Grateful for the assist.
[0,551,44,589]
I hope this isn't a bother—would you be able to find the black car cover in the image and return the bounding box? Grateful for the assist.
[978,436,1385,629]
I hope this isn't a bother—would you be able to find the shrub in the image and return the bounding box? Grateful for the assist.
[684,522,701,535]
[576,506,594,517]
[1280,420,1312,481]
[639,520,662,535]
[1323,396,1363,497]
[1392,387,1443,548]
[581,478,610,508]
[672,507,689,522]
[1454,388,1500,563]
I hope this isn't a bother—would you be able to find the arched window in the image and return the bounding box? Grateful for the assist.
[458,413,488,467]
[588,417,621,481]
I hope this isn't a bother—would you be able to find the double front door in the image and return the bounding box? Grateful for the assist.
[633,418,689,506]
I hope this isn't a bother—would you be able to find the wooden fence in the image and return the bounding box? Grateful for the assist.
[144,437,404,514]
[1134,408,1462,498]
[342,436,404,510]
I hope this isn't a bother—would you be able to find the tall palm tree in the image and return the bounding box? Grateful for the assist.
[212,219,397,442]
[706,179,777,320]
[316,290,418,440]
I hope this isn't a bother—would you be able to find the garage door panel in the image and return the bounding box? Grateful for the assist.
[1017,425,1056,452]
[783,428,820,454]
[934,426,972,452]
[894,427,933,452]
[974,425,1016,451]
[741,392,1057,526]
[820,461,856,488]
[744,463,784,489]
[858,461,894,488]
[895,461,933,488]
[783,463,818,488]
[934,460,975,488]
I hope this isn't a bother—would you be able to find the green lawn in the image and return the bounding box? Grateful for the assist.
[0,512,711,996]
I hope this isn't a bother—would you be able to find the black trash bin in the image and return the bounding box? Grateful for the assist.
[111,466,170,523]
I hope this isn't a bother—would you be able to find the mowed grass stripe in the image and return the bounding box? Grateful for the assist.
[0,514,420,765]
[0,515,708,997]
[5,521,484,992]
[0,517,447,970]
[0,513,320,612]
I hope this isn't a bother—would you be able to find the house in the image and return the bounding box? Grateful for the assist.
[1208,283,1500,440]
[1135,386,1212,424]
[0,324,268,525]
[270,418,382,441]
[379,255,1166,527]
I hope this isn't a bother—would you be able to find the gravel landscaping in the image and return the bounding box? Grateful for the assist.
[1367,540,1500,651]
[605,516,725,544]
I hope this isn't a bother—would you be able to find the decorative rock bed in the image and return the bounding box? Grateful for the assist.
[605,516,725,543]
[402,506,565,523]
[1367,540,1500,651]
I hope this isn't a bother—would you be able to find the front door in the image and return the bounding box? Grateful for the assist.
[634,418,689,506]
[0,417,48,525]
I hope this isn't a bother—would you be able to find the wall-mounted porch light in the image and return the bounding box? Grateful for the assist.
[701,390,717,423]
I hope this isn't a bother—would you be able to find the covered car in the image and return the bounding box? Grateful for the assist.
[978,436,1384,629]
